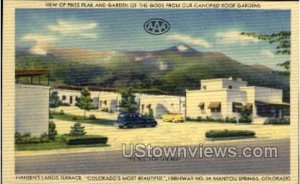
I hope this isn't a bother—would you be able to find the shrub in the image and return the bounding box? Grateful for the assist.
[40,132,49,142]
[62,135,108,145]
[59,110,65,115]
[206,116,213,121]
[101,107,109,112]
[15,132,23,144]
[186,117,191,121]
[49,121,57,141]
[88,114,96,120]
[49,112,54,119]
[239,116,252,123]
[216,118,224,122]
[70,122,86,136]
[206,129,255,138]
[196,116,203,121]
[15,132,49,144]
[72,115,78,121]
[225,117,237,123]
[268,118,290,125]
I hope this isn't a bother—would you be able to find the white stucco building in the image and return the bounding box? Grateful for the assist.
[56,89,101,108]
[138,94,185,118]
[53,77,288,120]
[54,89,185,118]
[186,78,289,120]
[16,84,50,136]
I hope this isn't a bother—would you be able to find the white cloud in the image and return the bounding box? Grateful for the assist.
[22,34,56,55]
[215,31,260,45]
[167,34,212,48]
[260,49,275,58]
[48,20,98,38]
[22,34,56,43]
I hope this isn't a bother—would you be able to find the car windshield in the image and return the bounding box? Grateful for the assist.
[119,114,126,118]
[118,113,142,120]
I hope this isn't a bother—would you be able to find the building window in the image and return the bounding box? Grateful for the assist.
[202,85,207,90]
[62,95,66,100]
[70,96,73,104]
[232,102,243,113]
[211,108,221,113]
[228,85,233,89]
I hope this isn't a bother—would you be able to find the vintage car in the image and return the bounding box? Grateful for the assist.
[162,113,184,123]
[115,112,157,128]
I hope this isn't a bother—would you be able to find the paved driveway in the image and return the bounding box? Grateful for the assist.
[44,107,290,154]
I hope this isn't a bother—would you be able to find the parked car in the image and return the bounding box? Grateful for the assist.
[115,112,157,128]
[162,113,184,123]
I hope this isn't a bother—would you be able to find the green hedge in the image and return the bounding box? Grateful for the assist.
[238,116,252,123]
[186,116,238,123]
[186,116,252,124]
[15,132,49,144]
[205,129,255,138]
[62,135,108,145]
[268,118,290,125]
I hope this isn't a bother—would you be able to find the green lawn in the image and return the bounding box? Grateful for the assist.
[51,112,115,126]
[15,136,109,151]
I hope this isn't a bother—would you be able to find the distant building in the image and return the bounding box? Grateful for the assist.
[15,70,50,136]
[55,89,119,111]
[186,77,289,120]
[53,77,289,120]
[138,94,185,118]
[54,89,185,118]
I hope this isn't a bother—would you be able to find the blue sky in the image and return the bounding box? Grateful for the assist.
[16,9,290,69]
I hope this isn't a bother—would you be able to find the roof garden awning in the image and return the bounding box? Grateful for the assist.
[198,102,205,107]
[208,102,221,109]
[233,102,243,109]
[15,69,49,77]
[246,103,253,108]
[255,101,289,106]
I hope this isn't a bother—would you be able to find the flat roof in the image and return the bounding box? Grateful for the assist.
[240,86,282,91]
[15,69,49,77]
[201,78,246,82]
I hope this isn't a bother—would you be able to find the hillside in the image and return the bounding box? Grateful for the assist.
[15,44,290,101]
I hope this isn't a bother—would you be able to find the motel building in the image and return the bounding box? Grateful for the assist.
[186,77,289,120]
[15,70,50,136]
[54,77,289,121]
[54,88,185,118]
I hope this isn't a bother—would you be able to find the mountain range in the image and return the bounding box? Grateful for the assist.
[16,44,290,101]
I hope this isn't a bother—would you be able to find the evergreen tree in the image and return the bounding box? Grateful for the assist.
[144,104,154,117]
[70,122,86,136]
[78,87,93,119]
[119,88,137,113]
[49,91,61,113]
[48,121,57,141]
